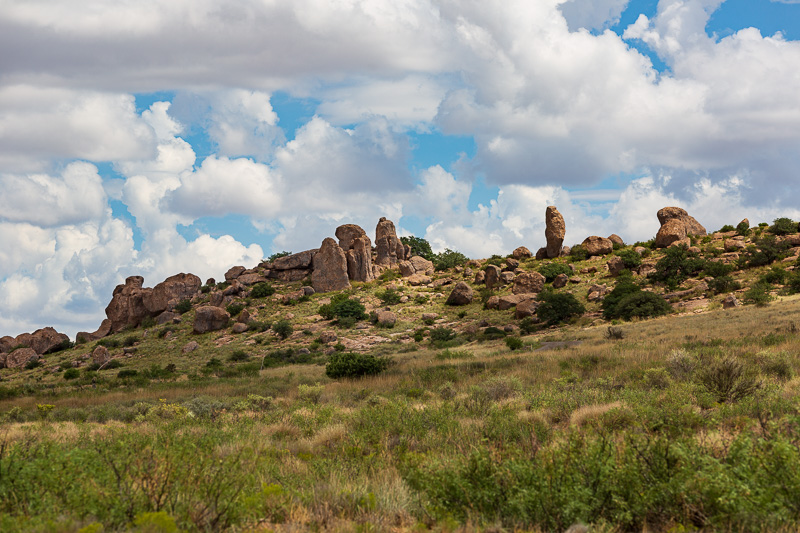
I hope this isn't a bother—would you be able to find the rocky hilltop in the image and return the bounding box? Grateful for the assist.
[3,205,800,374]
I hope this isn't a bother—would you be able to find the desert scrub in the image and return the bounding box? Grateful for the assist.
[325,352,390,378]
[272,319,293,339]
[536,290,585,325]
[538,262,572,282]
[318,293,367,323]
[249,282,275,298]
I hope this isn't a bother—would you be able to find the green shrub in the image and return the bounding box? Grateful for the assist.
[24,359,42,370]
[744,281,774,307]
[786,272,800,294]
[63,368,80,380]
[649,244,706,289]
[325,352,390,379]
[569,244,589,261]
[485,255,506,267]
[519,317,538,334]
[226,302,245,317]
[505,337,523,350]
[718,224,736,233]
[376,288,402,305]
[743,235,791,268]
[708,275,741,295]
[49,339,74,353]
[769,217,797,236]
[272,319,293,340]
[250,282,276,298]
[761,266,787,285]
[536,290,585,325]
[117,369,138,379]
[605,326,625,340]
[614,248,642,270]
[229,349,249,362]
[612,291,672,321]
[123,335,139,347]
[140,316,157,328]
[247,320,271,332]
[482,327,507,340]
[267,251,291,262]
[433,248,469,271]
[430,327,456,343]
[736,220,751,236]
[318,293,367,322]
[174,299,192,314]
[538,262,572,282]
[698,357,760,403]
[400,236,434,260]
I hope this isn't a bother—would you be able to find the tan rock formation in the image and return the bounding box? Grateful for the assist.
[312,238,351,293]
[545,206,566,258]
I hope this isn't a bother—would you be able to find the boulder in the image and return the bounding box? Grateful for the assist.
[104,276,148,333]
[500,272,516,284]
[512,271,546,295]
[474,270,486,284]
[582,236,613,256]
[237,309,252,324]
[485,296,500,310]
[319,331,338,344]
[0,336,14,353]
[232,323,249,334]
[335,223,369,251]
[485,265,501,290]
[376,310,397,327]
[655,207,706,248]
[607,256,626,276]
[553,273,569,288]
[407,274,432,286]
[144,273,202,315]
[156,311,180,325]
[13,327,70,355]
[193,306,231,333]
[92,345,111,366]
[224,266,246,281]
[738,218,749,230]
[608,234,624,246]
[545,206,566,258]
[512,246,533,260]
[5,347,38,369]
[722,294,741,309]
[237,273,267,286]
[312,238,351,293]
[515,299,540,319]
[536,247,548,260]
[266,269,310,282]
[399,256,435,278]
[182,341,200,354]
[587,284,609,301]
[504,258,520,271]
[446,282,474,306]
[498,294,532,311]
[271,250,317,270]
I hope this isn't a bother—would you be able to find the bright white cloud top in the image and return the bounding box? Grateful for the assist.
[1,0,799,336]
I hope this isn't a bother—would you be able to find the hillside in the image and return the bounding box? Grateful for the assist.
[2,209,800,531]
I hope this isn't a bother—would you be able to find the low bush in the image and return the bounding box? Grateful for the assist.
[376,288,402,305]
[736,220,751,236]
[433,248,469,271]
[538,262,572,282]
[698,357,760,403]
[536,290,585,325]
[505,337,523,350]
[430,327,456,343]
[229,350,249,362]
[267,251,291,262]
[318,293,367,322]
[174,299,192,314]
[744,281,774,307]
[769,217,797,236]
[649,244,706,289]
[743,235,791,268]
[272,319,293,340]
[614,248,642,270]
[569,244,589,261]
[226,302,245,317]
[63,368,80,380]
[325,352,390,379]
[250,282,275,298]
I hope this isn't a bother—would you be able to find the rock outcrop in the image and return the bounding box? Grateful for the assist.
[193,306,230,333]
[263,250,317,282]
[446,282,474,306]
[4,347,38,369]
[655,207,707,248]
[545,206,566,258]
[312,238,351,293]
[104,274,201,334]
[582,236,613,256]
[512,272,546,295]
[335,224,375,283]
[399,256,435,278]
[5,327,69,355]
[375,217,405,267]
[512,246,532,260]
[484,265,501,290]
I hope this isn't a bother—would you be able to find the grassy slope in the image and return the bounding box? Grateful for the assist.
[2,230,800,531]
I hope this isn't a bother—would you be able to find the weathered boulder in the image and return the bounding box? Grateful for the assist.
[446,282,474,306]
[232,323,249,334]
[182,341,199,353]
[375,217,405,267]
[535,247,548,260]
[13,327,70,355]
[500,272,516,284]
[156,311,180,325]
[485,265,501,290]
[515,299,540,319]
[407,273,432,286]
[582,236,613,256]
[474,270,486,284]
[399,256,435,278]
[237,273,267,286]
[512,271,546,295]
[5,347,38,369]
[512,246,532,260]
[0,336,14,353]
[266,269,310,282]
[92,345,111,366]
[504,258,520,271]
[608,234,624,247]
[722,294,741,309]
[335,224,368,251]
[553,273,569,288]
[144,273,202,315]
[738,218,749,231]
[545,206,566,258]
[376,310,397,327]
[485,296,500,310]
[224,266,246,281]
[587,284,609,301]
[498,294,532,311]
[345,235,376,283]
[270,250,317,270]
[193,306,230,333]
[105,276,148,333]
[312,238,351,293]
[319,331,338,344]
[607,256,626,276]
[655,207,706,248]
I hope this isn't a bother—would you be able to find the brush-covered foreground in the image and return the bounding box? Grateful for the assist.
[4,229,800,532]
[3,297,800,532]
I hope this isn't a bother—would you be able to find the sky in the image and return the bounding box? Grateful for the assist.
[1,0,800,338]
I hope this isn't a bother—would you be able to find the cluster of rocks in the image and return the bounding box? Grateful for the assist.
[0,327,71,369]
[654,207,707,248]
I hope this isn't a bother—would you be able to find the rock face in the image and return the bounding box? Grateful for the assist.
[193,306,230,333]
[513,272,546,295]
[11,327,69,355]
[312,238,351,293]
[655,207,707,248]
[582,236,613,256]
[446,282,474,306]
[545,206,566,258]
[344,234,375,283]
[224,266,246,281]
[375,217,405,267]
[512,246,532,260]
[104,274,200,333]
[5,347,38,369]
[335,224,367,251]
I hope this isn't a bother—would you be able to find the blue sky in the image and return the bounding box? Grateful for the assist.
[2,0,800,336]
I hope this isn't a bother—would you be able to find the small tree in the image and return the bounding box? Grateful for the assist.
[536,290,585,325]
[400,236,434,260]
[272,319,293,339]
[433,249,469,271]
